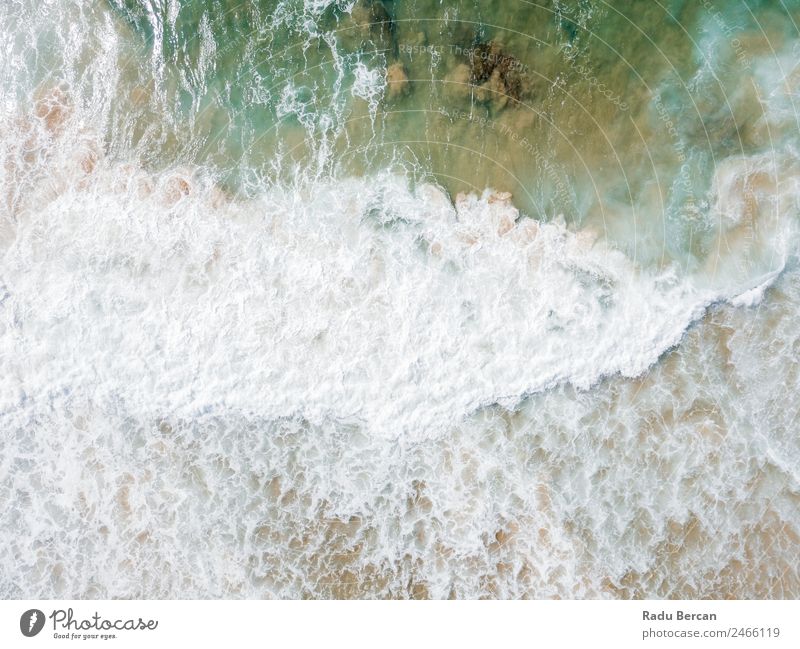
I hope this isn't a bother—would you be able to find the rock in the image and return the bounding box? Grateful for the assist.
[417,182,455,220]
[487,190,513,205]
[474,68,508,110]
[455,189,520,238]
[512,219,540,245]
[565,226,598,254]
[486,190,519,235]
[162,174,192,206]
[465,40,527,110]
[444,63,471,100]
[77,141,100,175]
[469,41,505,84]
[136,175,155,200]
[496,56,524,101]
[386,62,409,98]
[349,0,393,44]
[34,84,72,136]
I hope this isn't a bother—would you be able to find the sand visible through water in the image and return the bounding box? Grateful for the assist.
[0,0,799,598]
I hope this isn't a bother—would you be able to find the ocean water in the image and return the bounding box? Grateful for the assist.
[1,0,799,598]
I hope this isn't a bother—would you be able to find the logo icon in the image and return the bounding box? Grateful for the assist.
[20,609,45,637]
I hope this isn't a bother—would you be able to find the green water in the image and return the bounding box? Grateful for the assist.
[95,0,796,269]
[4,0,800,600]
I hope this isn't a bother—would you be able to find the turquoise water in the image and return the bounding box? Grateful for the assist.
[1,0,799,598]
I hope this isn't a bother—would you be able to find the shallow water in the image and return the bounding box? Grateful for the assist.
[1,0,799,598]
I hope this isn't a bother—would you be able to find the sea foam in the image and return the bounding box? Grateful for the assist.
[0,157,750,441]
[2,0,800,600]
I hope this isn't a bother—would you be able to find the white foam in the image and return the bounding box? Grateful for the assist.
[2,0,800,600]
[3,145,787,440]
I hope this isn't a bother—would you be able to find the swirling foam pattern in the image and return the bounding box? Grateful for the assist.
[1,0,799,598]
